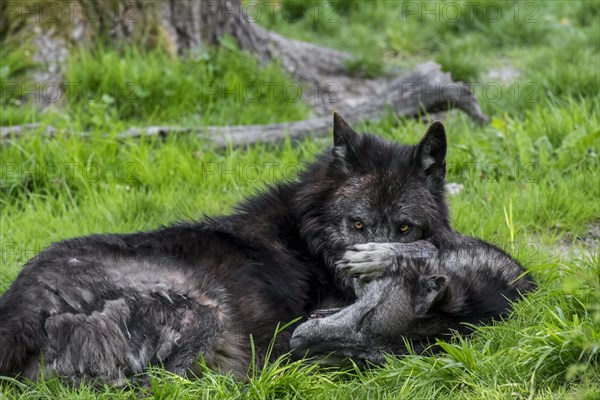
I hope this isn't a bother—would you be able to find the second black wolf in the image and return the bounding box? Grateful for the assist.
[0,114,446,383]
[289,236,537,365]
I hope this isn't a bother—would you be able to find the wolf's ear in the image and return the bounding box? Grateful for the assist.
[415,275,450,314]
[415,122,447,180]
[332,112,360,172]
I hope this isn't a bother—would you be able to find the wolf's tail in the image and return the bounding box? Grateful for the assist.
[0,285,45,379]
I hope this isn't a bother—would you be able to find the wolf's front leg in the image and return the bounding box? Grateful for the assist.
[336,240,437,283]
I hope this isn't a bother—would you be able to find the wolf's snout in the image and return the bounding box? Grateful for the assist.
[289,335,303,350]
[289,333,310,360]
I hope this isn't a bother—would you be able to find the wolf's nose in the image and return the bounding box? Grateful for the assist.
[289,335,309,360]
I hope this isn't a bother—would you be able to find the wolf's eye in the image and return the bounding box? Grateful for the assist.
[399,224,411,233]
[354,221,364,231]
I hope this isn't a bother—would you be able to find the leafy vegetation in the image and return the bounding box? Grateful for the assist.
[1,0,598,398]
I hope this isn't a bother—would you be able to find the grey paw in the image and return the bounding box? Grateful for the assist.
[336,241,437,282]
[349,241,438,259]
[336,243,396,281]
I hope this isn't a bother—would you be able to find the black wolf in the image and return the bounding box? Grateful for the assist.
[289,236,537,365]
[0,113,448,383]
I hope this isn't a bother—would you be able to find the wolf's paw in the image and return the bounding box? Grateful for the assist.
[336,241,437,282]
[336,242,397,282]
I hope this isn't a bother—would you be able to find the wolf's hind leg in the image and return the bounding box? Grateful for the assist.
[154,306,222,378]
[44,298,136,385]
[44,295,226,383]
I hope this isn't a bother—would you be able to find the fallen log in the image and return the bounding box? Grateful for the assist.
[1,61,487,147]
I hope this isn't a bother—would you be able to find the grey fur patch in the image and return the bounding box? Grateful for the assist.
[291,236,536,365]
[45,298,135,385]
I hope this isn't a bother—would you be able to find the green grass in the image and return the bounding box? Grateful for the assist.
[0,39,310,128]
[1,0,599,398]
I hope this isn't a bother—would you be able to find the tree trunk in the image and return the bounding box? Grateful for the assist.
[2,0,488,144]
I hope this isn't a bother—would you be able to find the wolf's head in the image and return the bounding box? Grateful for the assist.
[289,262,453,365]
[295,113,452,276]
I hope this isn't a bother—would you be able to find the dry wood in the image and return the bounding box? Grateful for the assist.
[1,61,486,148]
